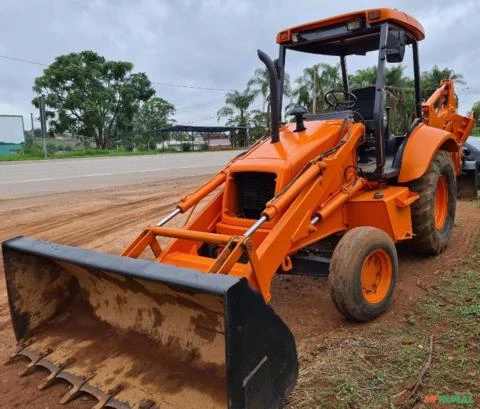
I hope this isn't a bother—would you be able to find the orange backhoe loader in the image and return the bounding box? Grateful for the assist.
[2,8,475,409]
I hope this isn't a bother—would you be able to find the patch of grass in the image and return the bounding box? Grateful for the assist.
[0,147,184,161]
[287,235,480,409]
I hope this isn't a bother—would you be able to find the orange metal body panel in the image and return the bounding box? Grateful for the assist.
[346,187,417,241]
[276,8,425,44]
[397,124,458,182]
[221,120,350,228]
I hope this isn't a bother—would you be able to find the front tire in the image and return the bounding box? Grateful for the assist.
[329,227,398,322]
[407,150,456,255]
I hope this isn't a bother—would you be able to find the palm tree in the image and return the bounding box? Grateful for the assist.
[384,66,416,133]
[320,63,341,90]
[247,68,293,123]
[293,68,314,112]
[217,89,256,147]
[349,65,417,133]
[469,101,480,127]
[349,66,377,88]
[421,65,465,97]
[247,68,270,113]
[293,63,341,113]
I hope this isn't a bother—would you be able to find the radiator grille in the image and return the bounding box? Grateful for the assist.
[234,172,276,219]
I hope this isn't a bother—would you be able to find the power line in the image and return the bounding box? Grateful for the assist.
[0,53,235,93]
[0,54,47,66]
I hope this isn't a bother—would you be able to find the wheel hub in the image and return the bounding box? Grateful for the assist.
[361,249,392,304]
[434,175,449,230]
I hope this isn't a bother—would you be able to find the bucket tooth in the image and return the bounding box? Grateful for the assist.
[37,358,75,390]
[4,351,23,365]
[18,348,53,377]
[5,340,36,365]
[91,384,124,409]
[60,373,96,404]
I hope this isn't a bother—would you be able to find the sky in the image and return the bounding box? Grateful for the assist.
[0,0,479,131]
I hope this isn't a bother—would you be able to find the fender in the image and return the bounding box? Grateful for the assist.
[397,123,459,183]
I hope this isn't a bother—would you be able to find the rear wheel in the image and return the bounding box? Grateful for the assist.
[407,150,456,255]
[329,227,398,322]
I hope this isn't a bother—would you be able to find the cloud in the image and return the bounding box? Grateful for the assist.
[0,0,478,129]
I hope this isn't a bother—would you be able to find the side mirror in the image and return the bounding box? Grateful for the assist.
[386,29,406,63]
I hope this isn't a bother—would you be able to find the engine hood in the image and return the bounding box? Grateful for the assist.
[231,119,353,177]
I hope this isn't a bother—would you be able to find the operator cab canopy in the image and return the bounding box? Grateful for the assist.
[276,8,425,56]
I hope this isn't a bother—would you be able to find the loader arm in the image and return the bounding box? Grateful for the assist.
[123,121,366,302]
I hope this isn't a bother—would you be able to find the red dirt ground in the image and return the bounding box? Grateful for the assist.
[1,176,479,408]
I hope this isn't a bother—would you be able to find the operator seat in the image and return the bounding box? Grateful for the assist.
[352,86,404,176]
[352,85,397,152]
[350,86,376,124]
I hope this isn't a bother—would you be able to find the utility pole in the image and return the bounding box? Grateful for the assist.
[312,64,318,114]
[39,94,48,159]
[30,112,34,140]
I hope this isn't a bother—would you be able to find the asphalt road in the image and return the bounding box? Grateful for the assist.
[0,150,239,198]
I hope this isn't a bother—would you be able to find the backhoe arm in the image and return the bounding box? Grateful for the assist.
[422,80,474,145]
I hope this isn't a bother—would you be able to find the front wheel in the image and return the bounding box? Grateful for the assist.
[329,227,398,322]
[407,150,456,255]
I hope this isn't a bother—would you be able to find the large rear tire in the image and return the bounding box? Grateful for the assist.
[329,227,398,322]
[407,150,456,255]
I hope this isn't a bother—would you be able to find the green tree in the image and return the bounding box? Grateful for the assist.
[217,89,256,147]
[247,68,270,113]
[349,65,416,133]
[249,110,269,141]
[421,65,465,97]
[132,97,176,149]
[293,63,341,113]
[469,101,480,128]
[384,66,416,133]
[247,68,292,123]
[33,50,155,149]
[349,66,377,89]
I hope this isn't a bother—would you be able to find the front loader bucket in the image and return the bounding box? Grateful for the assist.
[2,237,298,409]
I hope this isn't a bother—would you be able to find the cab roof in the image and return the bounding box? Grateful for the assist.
[276,8,425,56]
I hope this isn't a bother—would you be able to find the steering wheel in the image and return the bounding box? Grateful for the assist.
[324,90,357,110]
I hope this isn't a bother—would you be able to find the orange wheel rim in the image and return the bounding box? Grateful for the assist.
[361,249,393,304]
[434,175,448,230]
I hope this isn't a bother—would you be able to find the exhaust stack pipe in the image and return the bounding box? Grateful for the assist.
[257,49,280,143]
